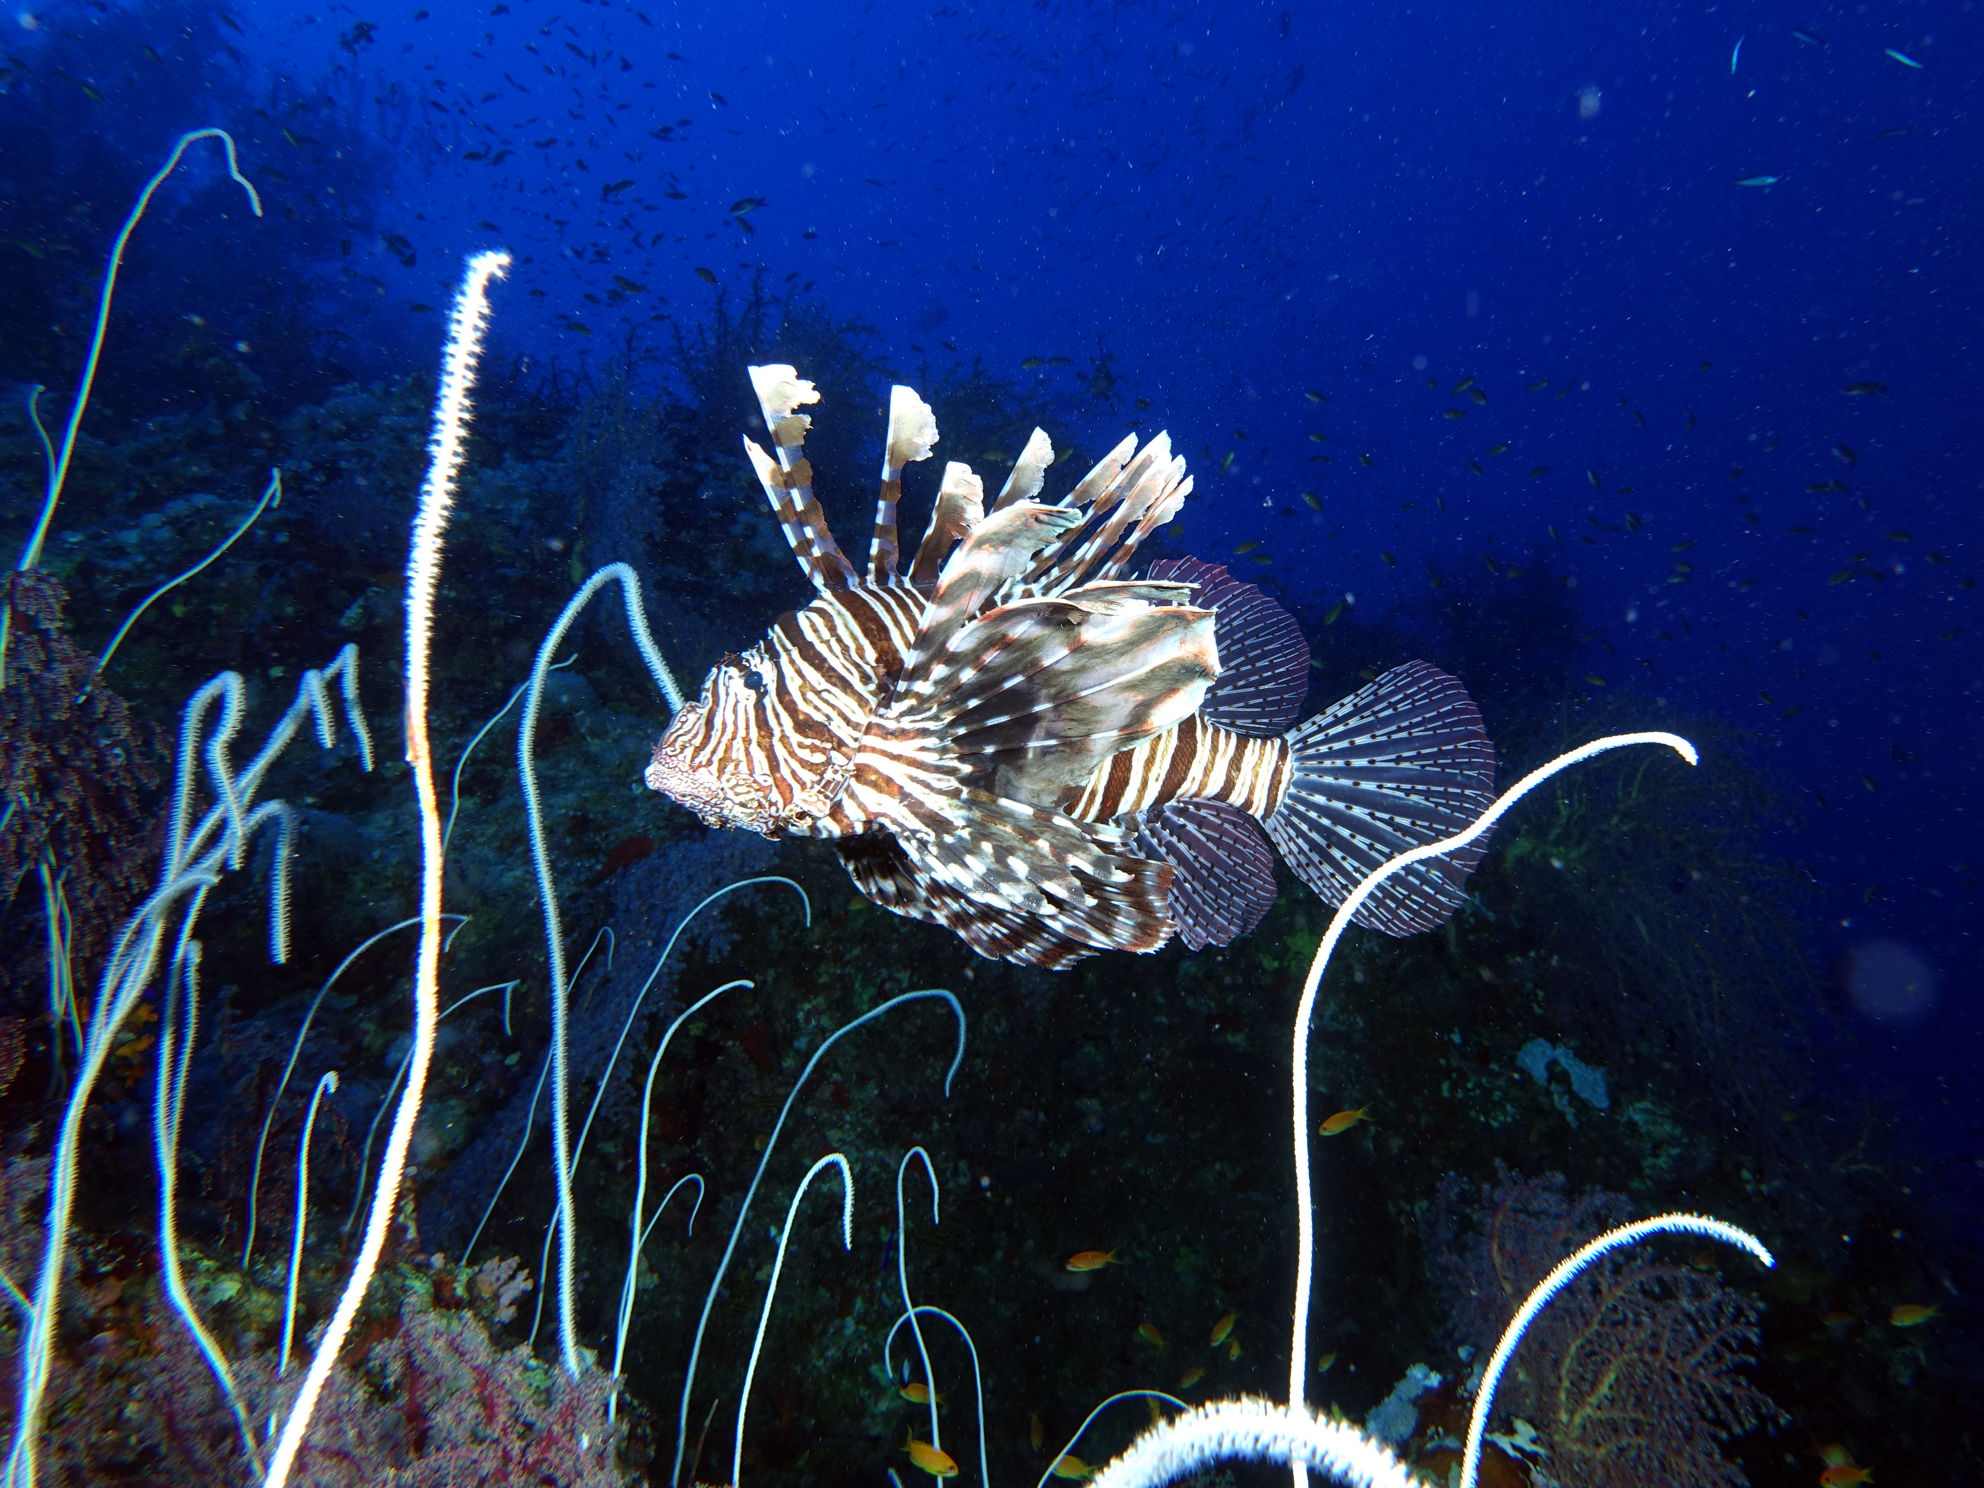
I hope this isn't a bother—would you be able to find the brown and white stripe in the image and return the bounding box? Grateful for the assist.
[1064,712,1292,825]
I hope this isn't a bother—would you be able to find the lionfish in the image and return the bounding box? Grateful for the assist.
[645,366,1497,970]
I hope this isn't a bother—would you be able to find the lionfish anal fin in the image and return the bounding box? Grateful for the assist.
[1130,798,1279,951]
[746,364,857,592]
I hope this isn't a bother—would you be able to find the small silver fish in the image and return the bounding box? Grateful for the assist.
[1884,47,1924,68]
[1734,174,1782,187]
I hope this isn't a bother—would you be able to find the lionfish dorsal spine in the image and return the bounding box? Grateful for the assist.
[1020,433,1190,596]
[906,459,986,588]
[991,427,1055,511]
[746,364,857,592]
[892,498,1088,704]
[873,384,940,584]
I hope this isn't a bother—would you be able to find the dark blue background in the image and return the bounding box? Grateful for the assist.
[10,0,1980,1169]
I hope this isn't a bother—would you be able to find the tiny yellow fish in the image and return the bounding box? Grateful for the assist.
[905,1434,959,1477]
[1316,1350,1339,1373]
[1226,1336,1242,1361]
[1179,1365,1206,1388]
[1029,1410,1044,1452]
[1234,540,1262,554]
[1484,443,1509,455]
[1064,1249,1119,1273]
[1526,379,1549,391]
[693,266,718,286]
[1319,1104,1373,1136]
[1820,1467,1873,1487]
[1022,357,1045,369]
[1137,1322,1166,1348]
[1889,1302,1939,1327]
[900,1381,946,1406]
[1821,1311,1857,1329]
[1220,450,1236,473]
[1051,1454,1094,1481]
[1304,389,1328,403]
[1301,491,1323,511]
[1209,1312,1239,1347]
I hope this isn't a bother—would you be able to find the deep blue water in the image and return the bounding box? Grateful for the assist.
[3,0,1980,1479]
[82,0,1978,1165]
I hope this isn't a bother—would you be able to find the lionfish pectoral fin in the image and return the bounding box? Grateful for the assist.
[1147,557,1311,738]
[867,794,1173,967]
[1130,799,1279,950]
[914,587,1218,801]
[1263,660,1496,936]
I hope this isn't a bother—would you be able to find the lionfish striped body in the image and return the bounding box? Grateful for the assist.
[646,366,1498,969]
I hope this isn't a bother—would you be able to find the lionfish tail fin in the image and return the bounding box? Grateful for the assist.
[1263,660,1496,936]
[745,364,856,591]
[873,384,941,582]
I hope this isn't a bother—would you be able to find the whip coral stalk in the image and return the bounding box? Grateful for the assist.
[261,248,509,1488]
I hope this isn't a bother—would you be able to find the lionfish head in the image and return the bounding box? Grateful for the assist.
[643,650,792,837]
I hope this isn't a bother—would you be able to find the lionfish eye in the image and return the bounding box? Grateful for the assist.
[741,670,767,696]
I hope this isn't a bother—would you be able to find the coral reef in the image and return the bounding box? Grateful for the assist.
[0,572,165,1017]
[1429,1166,1783,1488]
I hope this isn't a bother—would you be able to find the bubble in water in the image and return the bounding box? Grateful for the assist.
[1835,939,1940,1024]
[1578,86,1602,120]
[1412,355,1428,371]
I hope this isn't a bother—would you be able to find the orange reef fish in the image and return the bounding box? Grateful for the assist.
[905,1435,959,1477]
[1319,1104,1373,1136]
[1209,1312,1239,1347]
[1051,1453,1095,1481]
[900,1382,945,1406]
[1819,1467,1873,1487]
[1065,1248,1120,1273]
[647,367,1497,969]
[1136,1322,1166,1348]
[1029,1411,1044,1452]
[1888,1302,1939,1327]
[1179,1365,1206,1388]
